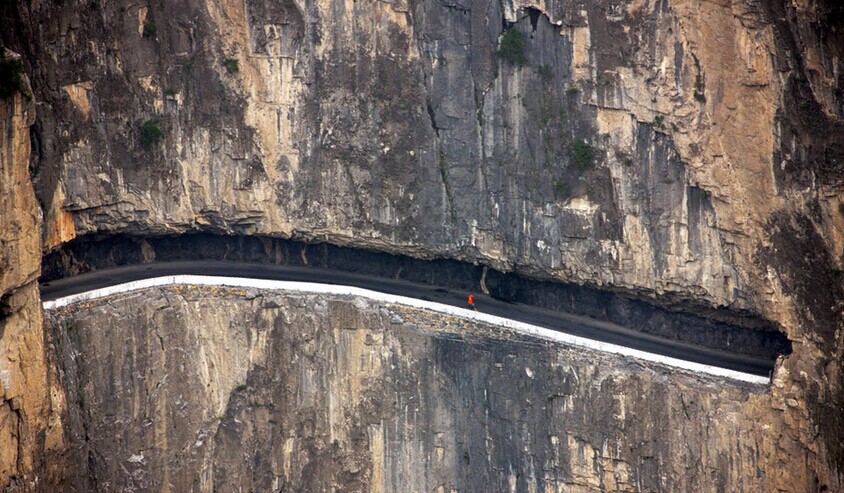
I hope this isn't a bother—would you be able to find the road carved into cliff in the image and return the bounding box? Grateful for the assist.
[41,262,774,385]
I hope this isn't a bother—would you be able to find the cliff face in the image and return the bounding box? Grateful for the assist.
[6,0,840,329]
[0,51,60,490]
[0,51,38,299]
[42,286,823,492]
[0,0,823,301]
[0,0,842,489]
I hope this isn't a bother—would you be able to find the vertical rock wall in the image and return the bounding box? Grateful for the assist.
[45,287,823,492]
[0,0,798,309]
[0,0,841,489]
[0,50,61,491]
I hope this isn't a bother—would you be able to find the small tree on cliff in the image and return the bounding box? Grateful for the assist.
[498,29,526,65]
[139,119,164,147]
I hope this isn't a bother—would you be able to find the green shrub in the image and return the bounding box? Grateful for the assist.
[0,55,27,98]
[653,115,664,129]
[222,58,239,74]
[572,140,593,172]
[554,178,569,199]
[498,29,526,65]
[566,86,579,95]
[536,63,552,81]
[143,19,156,38]
[139,119,163,146]
[235,384,248,392]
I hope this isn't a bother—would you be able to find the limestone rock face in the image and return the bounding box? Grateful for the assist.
[0,51,39,298]
[8,0,841,346]
[0,0,842,489]
[43,286,837,492]
[0,53,61,491]
[0,285,61,492]
[12,0,838,310]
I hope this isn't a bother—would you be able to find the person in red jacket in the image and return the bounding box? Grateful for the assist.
[468,294,477,311]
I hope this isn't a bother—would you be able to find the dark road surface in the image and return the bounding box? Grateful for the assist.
[40,261,776,378]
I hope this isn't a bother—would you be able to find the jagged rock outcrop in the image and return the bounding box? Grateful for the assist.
[42,286,836,492]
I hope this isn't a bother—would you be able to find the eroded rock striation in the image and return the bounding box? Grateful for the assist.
[0,0,842,490]
[5,0,839,308]
[43,286,817,492]
[0,51,60,490]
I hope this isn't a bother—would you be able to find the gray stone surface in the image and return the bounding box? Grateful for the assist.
[0,0,842,489]
[46,286,793,492]
[9,0,763,311]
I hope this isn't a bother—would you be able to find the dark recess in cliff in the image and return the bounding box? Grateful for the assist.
[43,233,791,361]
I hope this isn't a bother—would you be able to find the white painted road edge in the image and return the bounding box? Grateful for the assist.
[42,275,770,385]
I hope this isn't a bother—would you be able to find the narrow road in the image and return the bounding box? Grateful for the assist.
[40,261,775,379]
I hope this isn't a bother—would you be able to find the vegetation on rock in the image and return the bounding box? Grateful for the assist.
[498,29,526,65]
[554,178,570,200]
[572,140,594,172]
[139,119,164,146]
[143,19,156,38]
[536,63,552,82]
[223,58,239,74]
